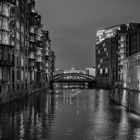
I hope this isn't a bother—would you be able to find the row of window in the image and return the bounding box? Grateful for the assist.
[98,68,109,78]
[124,58,140,69]
[0,31,24,46]
[0,3,10,17]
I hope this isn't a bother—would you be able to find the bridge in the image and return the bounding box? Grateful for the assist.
[50,73,96,88]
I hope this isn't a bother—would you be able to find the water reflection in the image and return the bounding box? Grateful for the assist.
[0,89,140,139]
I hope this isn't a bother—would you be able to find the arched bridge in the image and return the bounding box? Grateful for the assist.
[51,73,95,82]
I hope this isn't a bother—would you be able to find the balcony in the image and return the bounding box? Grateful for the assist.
[0,59,13,67]
[36,56,42,63]
[29,44,36,50]
[36,48,42,56]
[30,7,38,16]
[29,53,36,61]
[29,37,37,43]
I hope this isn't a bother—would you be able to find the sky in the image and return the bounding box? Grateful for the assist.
[36,0,140,70]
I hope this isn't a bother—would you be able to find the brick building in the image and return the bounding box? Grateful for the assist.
[0,0,55,104]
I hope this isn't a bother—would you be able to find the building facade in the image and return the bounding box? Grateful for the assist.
[96,26,120,88]
[0,0,55,104]
[96,23,140,88]
[96,24,129,87]
[122,23,140,90]
[86,67,96,76]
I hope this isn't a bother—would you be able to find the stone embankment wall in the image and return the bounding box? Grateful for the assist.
[0,82,50,105]
[110,87,140,115]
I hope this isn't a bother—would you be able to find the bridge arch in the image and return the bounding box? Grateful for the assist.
[52,73,95,82]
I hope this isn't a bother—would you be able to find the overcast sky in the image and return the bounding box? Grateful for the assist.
[36,0,140,69]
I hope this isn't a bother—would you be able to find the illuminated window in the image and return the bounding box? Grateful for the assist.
[105,68,108,73]
[2,4,9,17]
[104,48,107,52]
[0,3,2,13]
[0,17,1,29]
[2,18,9,31]
[106,52,109,56]
[16,0,19,7]
[16,42,20,50]
[21,25,24,33]
[21,70,24,81]
[21,57,24,66]
[30,36,34,42]
[103,43,105,47]
[100,69,103,74]
[100,59,103,63]
[16,32,20,40]
[21,35,24,43]
[2,32,9,44]
[30,26,34,33]
[0,32,2,43]
[16,21,20,29]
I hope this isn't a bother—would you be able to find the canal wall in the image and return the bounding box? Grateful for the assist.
[110,87,140,115]
[0,82,50,105]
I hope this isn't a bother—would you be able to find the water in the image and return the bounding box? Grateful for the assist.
[0,89,140,140]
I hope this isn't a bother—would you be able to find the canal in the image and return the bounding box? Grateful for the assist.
[0,89,140,140]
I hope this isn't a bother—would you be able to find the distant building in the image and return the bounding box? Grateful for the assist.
[63,68,86,74]
[96,23,139,88]
[96,25,120,87]
[86,67,96,76]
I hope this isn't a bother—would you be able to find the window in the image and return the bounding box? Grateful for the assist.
[21,35,24,43]
[21,70,24,81]
[30,36,34,42]
[0,31,2,43]
[16,32,20,40]
[0,3,2,13]
[0,68,2,80]
[105,68,108,73]
[104,48,107,52]
[100,69,103,74]
[16,0,19,7]
[0,17,1,29]
[103,43,105,47]
[16,42,20,50]
[2,32,9,45]
[16,21,20,29]
[2,18,9,31]
[100,59,103,63]
[106,52,109,56]
[138,59,140,66]
[17,70,20,80]
[21,57,24,66]
[30,26,34,33]
[21,25,24,33]
[135,60,138,66]
[2,4,9,17]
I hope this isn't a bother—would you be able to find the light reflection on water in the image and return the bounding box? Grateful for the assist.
[0,89,140,140]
